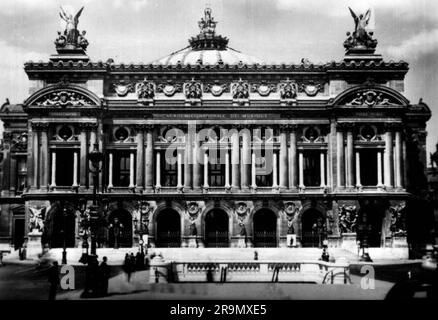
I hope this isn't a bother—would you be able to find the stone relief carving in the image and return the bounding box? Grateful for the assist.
[35,91,95,107]
[283,202,300,234]
[338,204,358,234]
[389,203,407,236]
[184,79,203,100]
[231,79,249,100]
[346,90,394,107]
[186,201,201,220]
[112,81,135,97]
[136,79,155,100]
[234,202,249,218]
[28,206,48,233]
[279,79,298,100]
[204,81,229,96]
[251,82,276,97]
[157,81,182,97]
[10,132,28,151]
[299,81,323,96]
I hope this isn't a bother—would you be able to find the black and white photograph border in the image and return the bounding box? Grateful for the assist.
[0,0,437,303]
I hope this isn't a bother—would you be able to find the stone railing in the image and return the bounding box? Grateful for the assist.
[151,259,351,284]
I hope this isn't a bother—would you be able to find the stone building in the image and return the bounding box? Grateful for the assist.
[0,8,432,258]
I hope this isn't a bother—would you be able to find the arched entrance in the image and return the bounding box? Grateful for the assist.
[301,208,325,247]
[49,204,76,248]
[156,209,181,247]
[253,209,277,247]
[108,209,132,248]
[205,209,229,247]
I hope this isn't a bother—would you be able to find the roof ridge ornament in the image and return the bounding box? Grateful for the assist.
[198,7,217,35]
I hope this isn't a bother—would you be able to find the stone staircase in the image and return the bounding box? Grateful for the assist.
[39,247,358,266]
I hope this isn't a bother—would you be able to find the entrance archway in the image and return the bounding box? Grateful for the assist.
[50,205,76,248]
[156,209,181,247]
[301,208,325,247]
[108,209,132,248]
[253,209,277,247]
[205,209,229,247]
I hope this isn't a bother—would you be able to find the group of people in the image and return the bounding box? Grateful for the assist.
[123,251,146,282]
[82,255,111,298]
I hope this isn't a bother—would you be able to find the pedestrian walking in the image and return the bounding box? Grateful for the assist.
[48,261,60,300]
[135,251,144,271]
[98,256,110,296]
[130,252,136,278]
[123,253,132,282]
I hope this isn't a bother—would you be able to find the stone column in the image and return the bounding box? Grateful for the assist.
[177,150,183,189]
[184,128,193,190]
[298,151,304,189]
[231,128,240,190]
[203,150,209,189]
[225,149,230,188]
[10,156,17,193]
[129,151,135,188]
[50,151,56,189]
[395,130,403,188]
[320,151,326,187]
[155,151,161,188]
[279,126,288,190]
[272,151,278,189]
[79,127,88,189]
[135,126,144,191]
[40,127,49,189]
[145,125,154,191]
[32,125,39,188]
[241,127,251,190]
[108,152,114,189]
[88,128,97,189]
[336,127,345,188]
[384,126,394,188]
[73,150,79,188]
[193,133,202,190]
[355,151,361,187]
[346,127,354,187]
[289,126,298,189]
[251,151,257,189]
[377,150,383,187]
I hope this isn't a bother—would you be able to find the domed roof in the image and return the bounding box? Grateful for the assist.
[149,8,263,66]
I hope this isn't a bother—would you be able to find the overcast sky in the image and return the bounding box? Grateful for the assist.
[0,0,437,157]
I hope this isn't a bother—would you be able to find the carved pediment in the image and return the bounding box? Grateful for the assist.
[333,85,409,107]
[25,84,101,108]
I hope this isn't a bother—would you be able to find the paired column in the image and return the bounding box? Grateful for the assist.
[336,126,345,188]
[346,125,354,187]
[225,149,231,189]
[272,151,278,188]
[377,150,383,187]
[320,152,326,187]
[395,129,403,188]
[355,151,361,187]
[108,152,114,189]
[184,126,193,190]
[73,151,79,188]
[31,124,40,188]
[203,150,209,189]
[279,126,288,190]
[384,125,394,188]
[135,125,145,191]
[88,129,97,189]
[289,126,298,189]
[251,151,257,189]
[241,127,251,190]
[193,132,202,190]
[231,128,240,190]
[40,126,49,188]
[298,151,304,189]
[177,150,183,189]
[50,152,56,189]
[129,151,135,188]
[145,125,154,191]
[155,151,161,188]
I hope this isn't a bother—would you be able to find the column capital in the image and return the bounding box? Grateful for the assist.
[336,122,355,131]
[31,122,50,131]
[383,122,403,131]
[79,122,98,131]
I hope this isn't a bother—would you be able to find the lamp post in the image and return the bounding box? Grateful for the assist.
[78,198,89,264]
[88,143,103,256]
[61,204,68,265]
